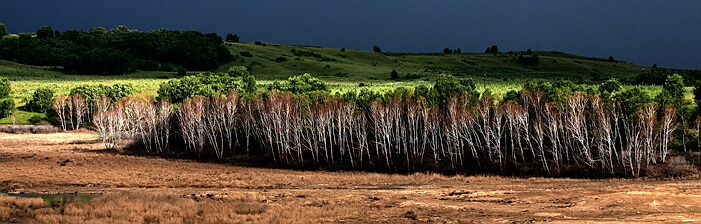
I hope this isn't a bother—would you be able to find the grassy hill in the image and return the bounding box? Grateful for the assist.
[0,42,660,125]
[0,42,652,101]
[218,42,648,84]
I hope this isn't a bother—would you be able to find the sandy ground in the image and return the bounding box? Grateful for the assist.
[1,130,701,223]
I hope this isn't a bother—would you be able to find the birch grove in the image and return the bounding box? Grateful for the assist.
[61,88,685,176]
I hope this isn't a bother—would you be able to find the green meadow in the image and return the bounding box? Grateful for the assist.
[0,42,659,124]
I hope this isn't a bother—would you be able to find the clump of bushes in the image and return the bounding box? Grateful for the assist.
[157,66,257,103]
[26,87,55,112]
[239,51,253,57]
[269,73,328,94]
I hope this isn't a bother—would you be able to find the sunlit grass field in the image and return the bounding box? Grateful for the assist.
[0,42,664,124]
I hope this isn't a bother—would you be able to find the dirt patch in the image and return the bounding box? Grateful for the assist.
[1,131,701,223]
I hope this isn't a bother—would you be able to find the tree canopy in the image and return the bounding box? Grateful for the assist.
[0,23,10,37]
[0,25,233,75]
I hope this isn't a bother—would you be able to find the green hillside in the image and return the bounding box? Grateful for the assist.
[0,41,652,102]
[218,42,648,84]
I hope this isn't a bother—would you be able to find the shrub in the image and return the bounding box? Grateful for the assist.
[599,78,622,93]
[269,73,328,94]
[28,114,47,124]
[157,72,256,103]
[275,56,288,63]
[240,51,253,57]
[27,87,55,112]
[0,22,8,37]
[0,77,10,98]
[0,98,14,118]
[109,83,134,102]
[70,83,134,103]
[177,67,187,76]
[291,49,322,58]
[430,74,479,108]
[390,70,399,80]
[0,77,14,118]
[617,87,653,115]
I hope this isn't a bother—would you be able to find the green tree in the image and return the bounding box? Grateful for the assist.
[242,73,257,95]
[0,22,9,37]
[225,33,239,42]
[27,87,55,112]
[373,45,382,53]
[227,66,249,77]
[108,83,134,102]
[490,45,498,53]
[157,72,253,103]
[177,67,187,76]
[431,74,479,108]
[390,70,399,80]
[0,77,10,98]
[36,26,54,39]
[693,80,701,111]
[618,87,652,116]
[599,78,622,100]
[269,73,327,94]
[0,77,14,118]
[664,74,685,107]
[526,49,532,55]
[662,73,689,151]
[608,56,614,62]
[0,98,14,118]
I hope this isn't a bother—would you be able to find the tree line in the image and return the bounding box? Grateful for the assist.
[0,25,232,74]
[33,70,695,177]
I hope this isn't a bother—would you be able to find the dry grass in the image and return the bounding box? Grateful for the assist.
[647,156,700,179]
[0,124,59,134]
[6,191,377,223]
[2,131,701,223]
[0,194,53,223]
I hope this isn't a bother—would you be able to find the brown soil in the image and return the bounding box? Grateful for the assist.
[1,130,701,223]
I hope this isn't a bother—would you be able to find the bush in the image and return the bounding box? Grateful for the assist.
[27,87,55,112]
[390,70,399,80]
[175,67,186,76]
[618,87,653,115]
[157,72,257,103]
[240,51,253,57]
[70,83,134,103]
[0,77,14,118]
[28,114,47,124]
[269,73,328,94]
[0,22,8,37]
[275,56,288,63]
[0,77,10,98]
[429,74,480,108]
[599,78,622,93]
[646,156,698,178]
[0,98,14,118]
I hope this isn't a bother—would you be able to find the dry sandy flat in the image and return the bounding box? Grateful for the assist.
[1,130,701,223]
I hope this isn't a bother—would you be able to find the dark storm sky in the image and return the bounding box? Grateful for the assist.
[2,1,700,70]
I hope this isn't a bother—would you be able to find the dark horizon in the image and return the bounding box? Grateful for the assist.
[1,1,699,70]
